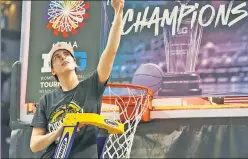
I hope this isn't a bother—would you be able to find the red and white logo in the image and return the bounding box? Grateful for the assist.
[45,1,90,38]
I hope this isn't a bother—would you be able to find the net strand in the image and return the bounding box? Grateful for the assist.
[101,86,151,158]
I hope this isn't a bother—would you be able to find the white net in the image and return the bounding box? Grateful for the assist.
[101,84,153,158]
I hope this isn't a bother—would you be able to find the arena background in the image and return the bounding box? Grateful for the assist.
[2,0,248,158]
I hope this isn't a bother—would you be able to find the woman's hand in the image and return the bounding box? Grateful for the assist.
[111,0,125,14]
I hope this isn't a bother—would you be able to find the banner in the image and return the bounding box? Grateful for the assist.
[102,0,248,97]
[20,1,103,122]
[23,1,102,103]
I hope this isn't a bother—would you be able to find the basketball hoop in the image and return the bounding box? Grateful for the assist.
[101,83,154,158]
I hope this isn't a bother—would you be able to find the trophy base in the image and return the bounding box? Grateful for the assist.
[158,73,202,96]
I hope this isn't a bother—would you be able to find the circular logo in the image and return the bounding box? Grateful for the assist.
[44,1,90,38]
[104,119,118,128]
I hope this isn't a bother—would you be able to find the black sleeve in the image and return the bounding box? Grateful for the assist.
[30,96,47,128]
[89,70,108,97]
[86,70,108,115]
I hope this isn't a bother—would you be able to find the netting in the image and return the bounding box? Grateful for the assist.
[101,83,153,158]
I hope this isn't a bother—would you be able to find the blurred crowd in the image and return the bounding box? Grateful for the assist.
[1,69,11,158]
[110,20,248,85]
[1,1,22,157]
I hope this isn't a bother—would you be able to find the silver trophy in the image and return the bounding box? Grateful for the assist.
[159,0,204,96]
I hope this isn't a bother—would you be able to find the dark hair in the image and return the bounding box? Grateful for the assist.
[50,63,59,82]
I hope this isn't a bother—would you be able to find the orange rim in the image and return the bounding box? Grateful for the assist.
[102,83,153,122]
[102,83,154,105]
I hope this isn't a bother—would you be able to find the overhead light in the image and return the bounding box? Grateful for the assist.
[1,0,13,15]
